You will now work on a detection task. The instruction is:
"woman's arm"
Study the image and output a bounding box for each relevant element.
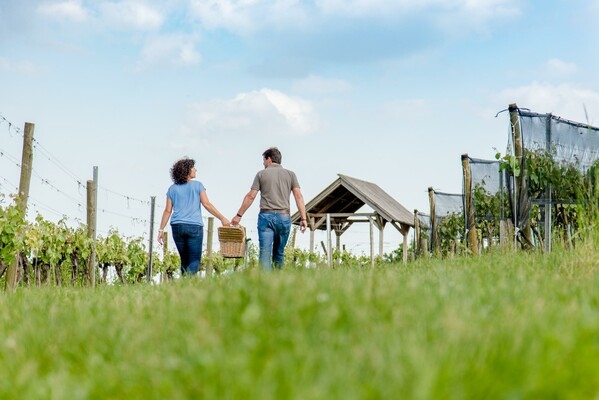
[200,191,231,226]
[157,197,173,245]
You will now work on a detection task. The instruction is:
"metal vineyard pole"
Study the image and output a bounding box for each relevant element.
[544,114,552,253]
[86,178,97,287]
[161,231,168,283]
[93,166,98,229]
[147,196,155,283]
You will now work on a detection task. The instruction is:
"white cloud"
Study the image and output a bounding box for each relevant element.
[315,0,515,17]
[99,1,164,31]
[38,1,164,30]
[180,89,319,144]
[0,58,42,75]
[315,0,411,17]
[462,0,520,18]
[188,0,520,34]
[497,82,599,125]
[434,0,520,34]
[262,89,317,133]
[38,0,89,22]
[293,75,352,94]
[188,0,255,32]
[138,35,201,67]
[188,0,309,34]
[544,58,578,78]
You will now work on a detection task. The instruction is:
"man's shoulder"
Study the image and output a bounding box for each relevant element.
[261,165,296,176]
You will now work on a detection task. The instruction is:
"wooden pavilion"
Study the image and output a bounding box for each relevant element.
[291,174,414,265]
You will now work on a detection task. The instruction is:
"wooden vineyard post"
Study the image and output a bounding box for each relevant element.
[377,215,384,259]
[206,217,214,275]
[413,209,420,258]
[326,213,332,268]
[86,179,97,287]
[6,122,34,291]
[309,217,315,254]
[462,154,478,254]
[369,216,375,268]
[509,103,533,249]
[401,224,409,264]
[289,226,297,249]
[428,187,439,256]
[320,241,327,255]
[15,123,34,211]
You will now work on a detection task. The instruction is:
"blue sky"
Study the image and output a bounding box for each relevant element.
[2,0,599,254]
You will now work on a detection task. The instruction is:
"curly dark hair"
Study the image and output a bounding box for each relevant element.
[170,158,195,184]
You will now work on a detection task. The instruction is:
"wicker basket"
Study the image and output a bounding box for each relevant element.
[218,226,246,258]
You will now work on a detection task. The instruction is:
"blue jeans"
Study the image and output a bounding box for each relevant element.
[258,212,291,271]
[171,223,204,275]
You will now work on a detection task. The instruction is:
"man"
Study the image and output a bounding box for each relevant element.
[232,147,308,270]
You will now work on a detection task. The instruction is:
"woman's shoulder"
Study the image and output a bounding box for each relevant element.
[191,180,205,190]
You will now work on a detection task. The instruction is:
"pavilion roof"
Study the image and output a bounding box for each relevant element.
[291,174,413,230]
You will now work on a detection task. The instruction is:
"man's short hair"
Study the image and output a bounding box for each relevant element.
[263,147,282,164]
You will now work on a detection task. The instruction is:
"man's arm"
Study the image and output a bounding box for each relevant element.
[292,187,308,233]
[231,189,258,226]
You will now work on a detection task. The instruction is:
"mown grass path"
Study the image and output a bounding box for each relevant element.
[1,243,598,399]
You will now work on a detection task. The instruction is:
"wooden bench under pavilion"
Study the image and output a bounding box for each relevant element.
[291,174,414,266]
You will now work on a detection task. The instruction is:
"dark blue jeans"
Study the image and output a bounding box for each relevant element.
[171,223,204,275]
[258,212,291,271]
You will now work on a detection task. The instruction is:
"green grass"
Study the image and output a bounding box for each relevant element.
[1,242,599,399]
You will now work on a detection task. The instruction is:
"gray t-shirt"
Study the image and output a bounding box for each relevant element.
[251,163,300,210]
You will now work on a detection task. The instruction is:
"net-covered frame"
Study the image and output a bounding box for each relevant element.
[468,157,510,222]
[433,191,464,218]
[429,190,464,253]
[517,111,599,172]
[506,107,599,250]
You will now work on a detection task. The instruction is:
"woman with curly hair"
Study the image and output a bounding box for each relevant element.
[157,157,230,275]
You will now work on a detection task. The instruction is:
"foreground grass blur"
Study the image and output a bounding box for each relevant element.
[1,239,598,399]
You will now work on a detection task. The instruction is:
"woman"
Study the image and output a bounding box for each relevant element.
[157,158,230,275]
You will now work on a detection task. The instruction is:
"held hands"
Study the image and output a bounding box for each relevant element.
[220,218,231,227]
[229,214,307,230]
[231,214,242,226]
